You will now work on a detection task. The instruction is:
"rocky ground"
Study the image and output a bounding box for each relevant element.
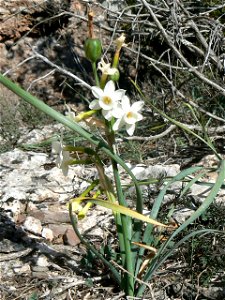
[1,1,225,299]
[1,124,225,299]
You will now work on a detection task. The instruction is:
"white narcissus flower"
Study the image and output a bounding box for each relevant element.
[90,80,125,121]
[113,95,144,136]
[52,138,71,176]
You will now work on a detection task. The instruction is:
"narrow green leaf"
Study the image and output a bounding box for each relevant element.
[151,166,204,220]
[137,160,225,297]
[135,166,203,277]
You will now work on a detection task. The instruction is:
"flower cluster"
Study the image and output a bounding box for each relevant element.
[89,80,144,136]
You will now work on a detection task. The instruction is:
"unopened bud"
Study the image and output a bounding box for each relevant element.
[109,69,120,81]
[85,38,102,63]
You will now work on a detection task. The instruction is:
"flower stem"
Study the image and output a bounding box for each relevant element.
[106,123,134,296]
[100,73,108,89]
[92,62,100,86]
[112,50,120,68]
[113,159,135,296]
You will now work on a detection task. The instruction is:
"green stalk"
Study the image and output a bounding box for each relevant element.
[100,73,108,89]
[112,154,134,296]
[106,124,134,296]
[120,213,134,295]
[91,62,100,86]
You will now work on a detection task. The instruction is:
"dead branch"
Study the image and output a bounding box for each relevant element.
[141,0,225,96]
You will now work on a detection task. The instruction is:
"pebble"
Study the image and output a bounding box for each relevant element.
[42,227,54,241]
[23,216,42,235]
[36,255,49,267]
[63,228,80,246]
[13,263,31,274]
[31,266,49,272]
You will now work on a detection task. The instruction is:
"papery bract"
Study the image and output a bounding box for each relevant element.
[65,104,76,122]
[52,138,71,176]
[115,33,127,50]
[98,59,118,76]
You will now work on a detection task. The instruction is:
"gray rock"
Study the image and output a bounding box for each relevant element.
[0,239,25,253]
[173,208,195,224]
[41,227,54,241]
[13,263,31,274]
[23,216,42,235]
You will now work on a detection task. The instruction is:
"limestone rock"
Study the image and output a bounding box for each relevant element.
[23,216,42,235]
[36,255,50,267]
[41,227,54,242]
[0,238,25,253]
[13,263,31,274]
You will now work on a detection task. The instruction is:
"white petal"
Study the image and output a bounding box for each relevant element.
[107,67,117,75]
[104,80,115,94]
[102,109,113,120]
[61,164,69,176]
[63,151,70,161]
[111,106,124,118]
[113,118,123,131]
[137,113,143,121]
[92,86,104,98]
[126,124,135,136]
[98,59,110,73]
[131,101,144,111]
[56,151,63,167]
[121,95,130,111]
[66,111,76,121]
[89,99,101,110]
[52,141,61,154]
[112,89,126,101]
[99,98,114,110]
[124,112,138,124]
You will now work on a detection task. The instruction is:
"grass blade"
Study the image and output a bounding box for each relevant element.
[137,160,225,297]
[134,166,203,277]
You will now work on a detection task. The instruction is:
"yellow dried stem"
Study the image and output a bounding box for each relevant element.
[88,10,94,38]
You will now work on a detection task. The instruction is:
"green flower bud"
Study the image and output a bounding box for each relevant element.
[85,38,102,63]
[109,69,120,81]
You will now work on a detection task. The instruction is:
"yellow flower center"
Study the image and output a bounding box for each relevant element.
[103,96,112,105]
[126,111,133,118]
